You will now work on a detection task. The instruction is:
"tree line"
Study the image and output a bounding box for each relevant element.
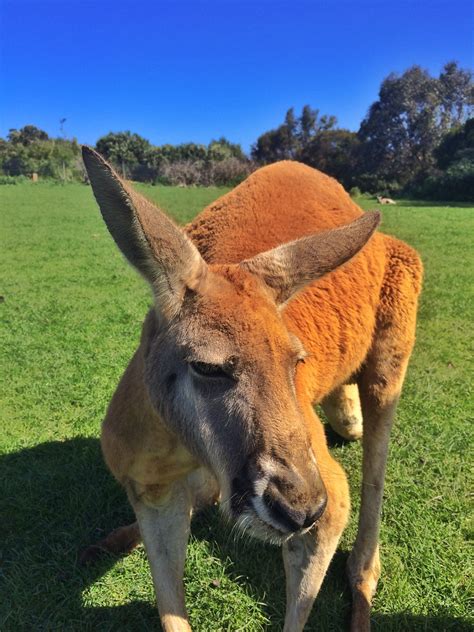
[1,62,472,199]
[0,129,252,187]
[251,62,473,200]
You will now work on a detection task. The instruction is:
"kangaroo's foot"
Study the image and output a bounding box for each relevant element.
[79,521,141,565]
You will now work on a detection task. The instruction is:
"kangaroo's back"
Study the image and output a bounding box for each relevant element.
[186,161,390,400]
[185,161,364,263]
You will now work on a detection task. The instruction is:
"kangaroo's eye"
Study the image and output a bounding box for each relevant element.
[189,361,229,379]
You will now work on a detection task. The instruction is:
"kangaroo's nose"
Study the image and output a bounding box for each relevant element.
[302,495,327,528]
[263,488,327,533]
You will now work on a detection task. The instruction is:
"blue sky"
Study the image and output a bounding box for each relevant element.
[0,0,472,151]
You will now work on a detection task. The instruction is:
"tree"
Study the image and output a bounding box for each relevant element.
[357,62,473,191]
[0,126,81,179]
[299,105,317,146]
[251,127,290,163]
[438,62,474,130]
[299,129,360,189]
[251,106,337,163]
[0,125,247,185]
[0,142,34,175]
[435,118,474,169]
[8,125,49,145]
[207,137,246,161]
[299,105,337,146]
[95,131,152,179]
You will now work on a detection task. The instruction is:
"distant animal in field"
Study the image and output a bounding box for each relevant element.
[376,195,396,205]
[81,147,422,632]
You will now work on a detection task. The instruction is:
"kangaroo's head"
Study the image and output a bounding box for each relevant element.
[83,147,379,544]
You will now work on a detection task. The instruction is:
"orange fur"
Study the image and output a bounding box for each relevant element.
[84,155,422,631]
[186,161,421,402]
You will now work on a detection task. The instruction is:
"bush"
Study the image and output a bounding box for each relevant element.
[407,159,474,201]
[1,126,252,186]
[349,186,361,198]
[158,158,254,187]
[0,175,28,185]
[159,161,203,186]
[204,158,254,186]
[0,131,82,182]
[356,173,402,196]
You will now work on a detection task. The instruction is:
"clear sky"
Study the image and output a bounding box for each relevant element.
[0,0,472,151]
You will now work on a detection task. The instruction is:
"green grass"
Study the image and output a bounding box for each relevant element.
[1,181,472,631]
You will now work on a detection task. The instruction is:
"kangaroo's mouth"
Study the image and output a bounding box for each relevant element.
[220,489,291,545]
[225,466,323,545]
[234,505,295,545]
[226,495,316,546]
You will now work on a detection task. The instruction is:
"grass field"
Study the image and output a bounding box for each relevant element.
[1,181,472,631]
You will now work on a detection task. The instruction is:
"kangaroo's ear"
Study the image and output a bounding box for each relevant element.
[240,212,380,305]
[82,146,207,320]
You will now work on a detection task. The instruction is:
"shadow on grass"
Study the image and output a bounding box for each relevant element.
[1,438,470,631]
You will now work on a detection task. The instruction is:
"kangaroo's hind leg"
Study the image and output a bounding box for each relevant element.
[348,242,422,631]
[80,522,142,565]
[322,382,363,440]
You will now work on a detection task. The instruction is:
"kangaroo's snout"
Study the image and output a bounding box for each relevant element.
[257,458,328,534]
[262,483,328,533]
[232,452,328,539]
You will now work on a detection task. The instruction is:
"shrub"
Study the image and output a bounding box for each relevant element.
[349,186,361,198]
[407,159,474,201]
[158,158,254,187]
[0,175,28,185]
[160,161,203,186]
[204,158,254,186]
[356,173,402,196]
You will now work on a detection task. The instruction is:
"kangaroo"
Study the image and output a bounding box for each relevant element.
[81,147,422,632]
[376,195,396,205]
